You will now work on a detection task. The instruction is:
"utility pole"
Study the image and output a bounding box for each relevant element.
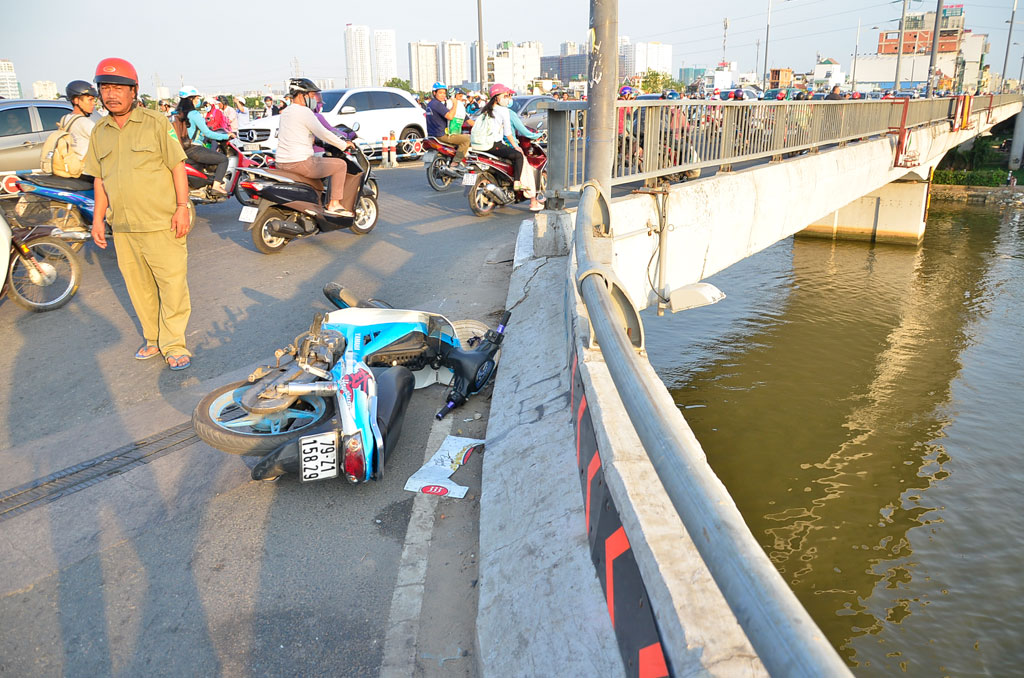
[477,0,487,93]
[755,38,761,87]
[852,19,861,93]
[763,0,772,90]
[723,18,729,65]
[1003,0,1018,92]
[894,0,909,91]
[926,0,944,96]
[586,0,618,196]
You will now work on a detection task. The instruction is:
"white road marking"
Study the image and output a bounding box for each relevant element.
[379,416,453,678]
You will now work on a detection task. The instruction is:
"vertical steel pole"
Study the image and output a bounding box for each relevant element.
[585,0,618,196]
[895,0,909,91]
[926,0,944,97]
[763,0,772,90]
[852,18,861,93]
[477,0,487,93]
[1003,0,1018,92]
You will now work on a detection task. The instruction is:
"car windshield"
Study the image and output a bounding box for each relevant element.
[510,96,531,113]
[321,89,347,112]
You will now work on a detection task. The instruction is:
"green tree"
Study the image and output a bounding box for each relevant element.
[384,77,415,94]
[640,69,671,94]
[245,96,263,110]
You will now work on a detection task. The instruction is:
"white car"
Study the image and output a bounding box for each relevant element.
[237,87,427,159]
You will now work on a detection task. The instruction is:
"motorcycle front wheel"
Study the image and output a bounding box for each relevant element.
[426,156,454,191]
[350,195,378,235]
[193,380,334,455]
[366,177,379,200]
[7,237,81,312]
[468,173,498,217]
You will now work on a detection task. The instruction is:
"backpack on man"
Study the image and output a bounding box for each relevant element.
[39,114,84,178]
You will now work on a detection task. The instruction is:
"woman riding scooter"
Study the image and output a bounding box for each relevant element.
[470,84,541,211]
[176,86,231,195]
[276,78,360,218]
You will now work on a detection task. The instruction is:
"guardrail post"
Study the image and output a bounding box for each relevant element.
[546,106,570,210]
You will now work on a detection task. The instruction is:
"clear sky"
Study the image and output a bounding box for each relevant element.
[2,0,1020,94]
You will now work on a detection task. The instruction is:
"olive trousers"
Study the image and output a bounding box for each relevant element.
[113,229,192,358]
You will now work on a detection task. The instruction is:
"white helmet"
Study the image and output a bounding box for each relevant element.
[178,85,200,98]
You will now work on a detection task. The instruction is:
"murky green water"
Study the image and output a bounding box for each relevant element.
[644,204,1024,676]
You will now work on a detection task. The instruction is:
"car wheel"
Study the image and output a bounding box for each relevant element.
[399,127,424,160]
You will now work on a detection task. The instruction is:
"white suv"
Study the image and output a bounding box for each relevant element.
[238,87,426,159]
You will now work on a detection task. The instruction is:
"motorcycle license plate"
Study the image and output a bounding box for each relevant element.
[238,205,258,223]
[461,173,477,186]
[422,151,436,165]
[299,432,339,482]
[243,143,262,152]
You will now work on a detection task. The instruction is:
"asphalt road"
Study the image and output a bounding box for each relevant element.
[0,163,526,678]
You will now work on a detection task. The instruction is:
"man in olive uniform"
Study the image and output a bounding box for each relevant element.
[84,57,193,370]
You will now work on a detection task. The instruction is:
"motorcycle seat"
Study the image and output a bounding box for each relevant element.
[22,174,94,192]
[260,168,324,193]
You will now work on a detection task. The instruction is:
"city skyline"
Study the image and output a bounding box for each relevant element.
[3,0,1021,95]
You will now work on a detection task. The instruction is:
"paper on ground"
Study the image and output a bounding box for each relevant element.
[404,435,483,498]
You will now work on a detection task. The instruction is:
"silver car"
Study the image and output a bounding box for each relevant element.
[0,99,74,174]
[510,95,557,131]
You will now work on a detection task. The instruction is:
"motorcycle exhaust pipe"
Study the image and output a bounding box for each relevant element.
[482,183,509,204]
[49,228,90,242]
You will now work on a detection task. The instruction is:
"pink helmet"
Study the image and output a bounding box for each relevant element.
[489,83,513,98]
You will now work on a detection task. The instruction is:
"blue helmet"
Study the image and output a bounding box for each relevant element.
[432,81,447,92]
[662,89,680,100]
[179,85,200,98]
[619,85,634,98]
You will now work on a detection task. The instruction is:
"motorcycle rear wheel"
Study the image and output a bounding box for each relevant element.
[251,206,291,254]
[426,156,454,191]
[7,237,81,312]
[234,177,258,207]
[193,380,335,455]
[468,173,497,217]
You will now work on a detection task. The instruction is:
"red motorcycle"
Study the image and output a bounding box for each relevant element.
[185,137,271,207]
[422,137,464,192]
[462,134,547,217]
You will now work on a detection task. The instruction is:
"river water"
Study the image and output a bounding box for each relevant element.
[644,203,1024,676]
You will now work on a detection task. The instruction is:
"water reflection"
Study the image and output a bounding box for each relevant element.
[645,206,1024,675]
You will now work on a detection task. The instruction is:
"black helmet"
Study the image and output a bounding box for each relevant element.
[66,80,98,101]
[288,77,321,96]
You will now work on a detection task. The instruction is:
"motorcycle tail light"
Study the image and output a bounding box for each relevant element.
[343,434,365,483]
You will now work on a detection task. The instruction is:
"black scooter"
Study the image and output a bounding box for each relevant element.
[237,142,378,254]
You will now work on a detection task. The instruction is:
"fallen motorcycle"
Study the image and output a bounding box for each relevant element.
[1,203,84,311]
[192,283,509,483]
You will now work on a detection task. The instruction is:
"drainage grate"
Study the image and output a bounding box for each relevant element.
[0,422,198,523]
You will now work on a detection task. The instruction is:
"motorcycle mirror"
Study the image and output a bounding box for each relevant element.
[350,122,360,132]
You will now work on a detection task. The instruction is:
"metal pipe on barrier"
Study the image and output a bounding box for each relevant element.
[573,182,853,678]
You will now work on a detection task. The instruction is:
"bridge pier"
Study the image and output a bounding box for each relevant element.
[1010,112,1024,170]
[799,179,930,244]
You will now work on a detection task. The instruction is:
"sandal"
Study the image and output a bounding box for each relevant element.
[134,344,160,360]
[166,355,191,371]
[325,207,354,218]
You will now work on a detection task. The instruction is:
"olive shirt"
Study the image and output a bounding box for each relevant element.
[83,107,187,233]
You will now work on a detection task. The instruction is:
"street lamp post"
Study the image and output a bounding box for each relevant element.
[477,0,486,93]
[763,0,772,90]
[894,0,910,91]
[925,0,943,97]
[852,19,862,93]
[1004,0,1019,92]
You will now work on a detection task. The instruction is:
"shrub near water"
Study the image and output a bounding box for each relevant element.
[932,169,1008,186]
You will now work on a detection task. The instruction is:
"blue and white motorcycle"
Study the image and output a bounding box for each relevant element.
[192,283,509,483]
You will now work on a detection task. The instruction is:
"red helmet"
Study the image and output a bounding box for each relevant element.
[95,57,138,87]
[489,83,513,98]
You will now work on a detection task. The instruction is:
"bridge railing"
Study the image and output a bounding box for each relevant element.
[542,94,1021,196]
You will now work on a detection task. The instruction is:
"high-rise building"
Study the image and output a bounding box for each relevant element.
[409,41,440,93]
[441,40,468,87]
[561,41,581,56]
[32,80,58,99]
[622,41,673,77]
[470,41,489,85]
[374,29,398,86]
[0,59,20,99]
[487,41,542,93]
[345,24,372,88]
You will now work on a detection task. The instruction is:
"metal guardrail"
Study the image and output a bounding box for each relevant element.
[543,94,1022,194]
[573,182,854,677]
